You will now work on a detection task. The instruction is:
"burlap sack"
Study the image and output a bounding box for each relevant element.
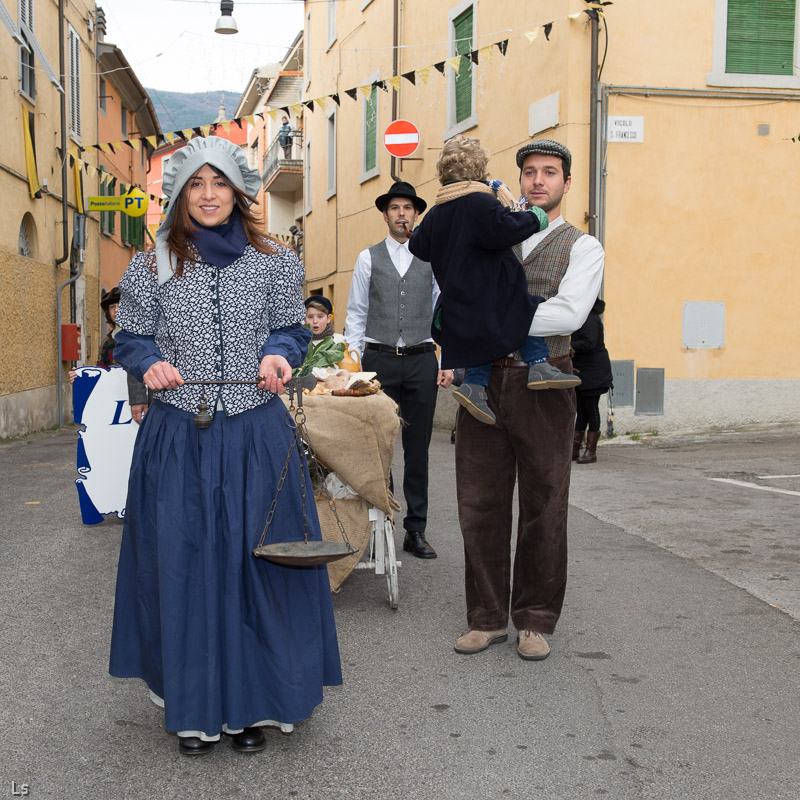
[315,496,373,592]
[286,391,401,515]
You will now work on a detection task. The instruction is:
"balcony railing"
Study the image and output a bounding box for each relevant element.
[262,129,303,187]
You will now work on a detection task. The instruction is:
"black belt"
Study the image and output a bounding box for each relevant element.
[365,342,436,356]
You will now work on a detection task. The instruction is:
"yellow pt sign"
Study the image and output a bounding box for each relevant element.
[87,188,149,217]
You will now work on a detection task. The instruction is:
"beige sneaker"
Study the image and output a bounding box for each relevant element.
[454,628,508,654]
[517,630,550,660]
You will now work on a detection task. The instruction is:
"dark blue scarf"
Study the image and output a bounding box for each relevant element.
[191,207,249,267]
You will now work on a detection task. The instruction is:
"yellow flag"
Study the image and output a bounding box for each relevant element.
[72,156,84,214]
[100,142,112,154]
[525,29,540,43]
[111,141,123,151]
[314,97,326,110]
[359,85,374,101]
[417,67,430,84]
[200,125,212,137]
[128,138,140,151]
[221,120,232,133]
[146,135,158,148]
[387,76,402,92]
[291,103,304,116]
[480,45,494,64]
[446,56,462,74]
[164,132,175,144]
[22,109,41,199]
[267,110,278,121]
[182,129,194,140]
[245,115,256,126]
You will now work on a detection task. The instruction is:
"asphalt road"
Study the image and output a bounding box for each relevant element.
[0,423,797,799]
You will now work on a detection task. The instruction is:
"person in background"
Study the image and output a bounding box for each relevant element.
[305,295,345,346]
[344,181,454,559]
[109,136,341,756]
[571,297,613,464]
[278,116,293,159]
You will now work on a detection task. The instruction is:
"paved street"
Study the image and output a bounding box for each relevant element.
[1,422,798,799]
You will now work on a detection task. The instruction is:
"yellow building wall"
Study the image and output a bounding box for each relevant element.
[303,0,800,390]
[0,2,101,433]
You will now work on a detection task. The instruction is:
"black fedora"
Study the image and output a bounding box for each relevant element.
[375,181,427,214]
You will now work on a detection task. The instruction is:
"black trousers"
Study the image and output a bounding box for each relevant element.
[575,392,602,433]
[362,348,439,533]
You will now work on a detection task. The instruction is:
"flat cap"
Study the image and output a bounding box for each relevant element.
[515,139,572,171]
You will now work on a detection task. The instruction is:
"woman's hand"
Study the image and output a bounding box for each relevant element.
[143,361,184,391]
[130,404,148,424]
[258,354,292,395]
[68,369,78,385]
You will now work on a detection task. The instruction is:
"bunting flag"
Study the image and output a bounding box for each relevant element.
[304,100,314,111]
[314,97,326,110]
[417,66,431,83]
[402,70,416,85]
[22,108,41,199]
[146,135,158,148]
[345,88,358,101]
[331,93,340,105]
[164,132,175,145]
[434,61,446,75]
[480,44,494,63]
[267,110,278,120]
[99,142,113,154]
[358,85,374,101]
[387,76,402,92]
[292,103,304,116]
[182,128,194,140]
[497,39,508,56]
[445,56,461,74]
[128,138,140,151]
[221,119,233,133]
[201,125,212,137]
[544,23,553,40]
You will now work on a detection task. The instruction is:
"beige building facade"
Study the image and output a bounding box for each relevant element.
[301,0,800,432]
[0,0,101,437]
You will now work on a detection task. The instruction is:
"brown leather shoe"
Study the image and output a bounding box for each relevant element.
[454,628,508,654]
[572,430,585,461]
[577,431,600,464]
[517,630,550,660]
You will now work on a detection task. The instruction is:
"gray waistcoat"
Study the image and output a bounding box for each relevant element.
[513,223,585,358]
[365,241,433,346]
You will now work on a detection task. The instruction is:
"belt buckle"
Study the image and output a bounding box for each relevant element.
[396,345,404,356]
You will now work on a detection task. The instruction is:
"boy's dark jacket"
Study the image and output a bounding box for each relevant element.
[409,191,543,369]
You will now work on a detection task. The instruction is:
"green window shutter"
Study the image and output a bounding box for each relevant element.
[109,179,115,235]
[365,86,377,172]
[454,7,473,122]
[726,0,796,75]
[99,172,106,233]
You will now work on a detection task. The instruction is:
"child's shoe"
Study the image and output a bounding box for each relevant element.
[527,361,581,390]
[453,383,496,425]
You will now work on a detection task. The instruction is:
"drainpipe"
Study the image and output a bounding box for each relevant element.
[55,0,72,427]
[390,0,400,181]
[587,13,599,240]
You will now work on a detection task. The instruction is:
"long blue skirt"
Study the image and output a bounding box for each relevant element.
[109,398,342,736]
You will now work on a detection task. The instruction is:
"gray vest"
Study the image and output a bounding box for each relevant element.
[365,241,433,346]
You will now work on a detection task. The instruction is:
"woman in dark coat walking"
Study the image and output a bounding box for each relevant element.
[571,298,613,463]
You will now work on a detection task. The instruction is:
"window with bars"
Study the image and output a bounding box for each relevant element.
[726,0,796,75]
[67,25,82,140]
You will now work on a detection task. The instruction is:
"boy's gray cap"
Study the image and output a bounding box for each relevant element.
[515,139,572,171]
[155,137,261,284]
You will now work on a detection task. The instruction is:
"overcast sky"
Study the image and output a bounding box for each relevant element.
[98,0,304,95]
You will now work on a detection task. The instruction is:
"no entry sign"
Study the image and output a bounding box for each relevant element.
[383,120,420,158]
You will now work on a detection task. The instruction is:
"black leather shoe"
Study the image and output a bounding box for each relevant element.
[178,736,215,756]
[228,727,266,753]
[403,530,437,559]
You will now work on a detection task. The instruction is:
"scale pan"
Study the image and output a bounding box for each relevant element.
[253,541,358,566]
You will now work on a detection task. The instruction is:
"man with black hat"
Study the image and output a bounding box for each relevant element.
[345,181,453,559]
[453,140,604,660]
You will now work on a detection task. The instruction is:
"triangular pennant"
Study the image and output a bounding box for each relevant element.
[99,142,113,154]
[304,100,314,111]
[146,135,157,148]
[221,120,232,133]
[245,115,255,126]
[445,56,461,74]
[292,103,304,115]
[201,124,212,137]
[497,39,509,55]
[110,142,121,153]
[192,127,202,137]
[331,93,340,105]
[87,164,96,177]
[68,146,79,159]
[345,88,358,100]
[480,45,494,64]
[182,129,195,140]
[314,97,326,110]
[376,80,387,91]
[233,118,242,129]
[544,22,553,40]
[130,138,141,151]
[417,67,431,84]
[267,110,278,120]
[469,49,479,65]
[255,112,264,120]
[164,132,175,144]
[387,76,402,92]
[402,70,416,85]
[434,61,446,74]
[359,85,374,101]
[525,28,539,43]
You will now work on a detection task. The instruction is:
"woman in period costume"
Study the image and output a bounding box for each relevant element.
[109,136,341,756]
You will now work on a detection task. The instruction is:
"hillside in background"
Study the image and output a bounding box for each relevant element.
[146,88,242,133]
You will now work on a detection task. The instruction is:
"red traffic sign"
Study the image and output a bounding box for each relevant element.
[383,120,420,158]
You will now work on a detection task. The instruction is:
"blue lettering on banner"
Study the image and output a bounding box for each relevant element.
[110,399,133,426]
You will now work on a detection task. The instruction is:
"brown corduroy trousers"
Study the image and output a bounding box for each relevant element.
[454,357,576,635]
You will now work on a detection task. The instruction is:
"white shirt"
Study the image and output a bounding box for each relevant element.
[520,216,605,337]
[344,235,441,352]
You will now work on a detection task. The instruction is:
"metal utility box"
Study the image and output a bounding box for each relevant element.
[61,324,81,361]
[635,368,664,415]
[609,360,635,407]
